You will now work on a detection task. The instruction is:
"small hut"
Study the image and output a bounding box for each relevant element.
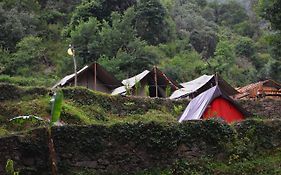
[112,67,180,98]
[178,86,250,124]
[52,63,122,94]
[235,79,281,99]
[170,74,238,100]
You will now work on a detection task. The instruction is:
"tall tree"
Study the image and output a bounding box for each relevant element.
[64,0,136,36]
[258,0,281,59]
[134,0,172,45]
[70,8,136,63]
[259,0,281,30]
[4,36,48,76]
[0,1,40,50]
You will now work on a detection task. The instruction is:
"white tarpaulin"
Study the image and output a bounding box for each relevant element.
[111,86,126,95]
[169,88,190,100]
[112,70,150,95]
[52,65,89,89]
[178,86,221,122]
[121,70,150,88]
[170,75,214,99]
[180,75,214,88]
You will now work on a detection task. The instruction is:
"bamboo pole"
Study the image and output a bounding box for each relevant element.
[94,61,97,91]
[73,54,77,87]
[154,66,158,97]
[215,72,218,86]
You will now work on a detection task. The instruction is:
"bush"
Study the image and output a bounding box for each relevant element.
[235,37,256,58]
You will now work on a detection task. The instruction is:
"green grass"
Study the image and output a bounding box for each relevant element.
[62,101,177,126]
[0,96,50,119]
[62,103,99,125]
[0,87,179,134]
[0,75,57,87]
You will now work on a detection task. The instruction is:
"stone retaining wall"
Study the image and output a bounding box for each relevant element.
[1,120,281,174]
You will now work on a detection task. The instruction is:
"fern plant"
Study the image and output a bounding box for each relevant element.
[6,159,19,175]
[144,84,150,97]
[165,86,171,97]
[134,79,141,96]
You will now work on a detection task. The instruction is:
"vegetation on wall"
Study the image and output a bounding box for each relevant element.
[2,119,281,174]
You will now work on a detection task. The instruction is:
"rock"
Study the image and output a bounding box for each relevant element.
[98,159,110,166]
[23,157,35,166]
[178,144,189,152]
[74,161,98,168]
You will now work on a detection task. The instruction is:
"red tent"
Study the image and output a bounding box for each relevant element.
[203,97,244,123]
[179,86,250,123]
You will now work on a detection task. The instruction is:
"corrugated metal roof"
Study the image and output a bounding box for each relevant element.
[237,79,281,93]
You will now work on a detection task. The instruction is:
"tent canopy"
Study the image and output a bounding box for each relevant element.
[178,85,250,123]
[52,62,121,90]
[112,67,180,97]
[170,74,238,100]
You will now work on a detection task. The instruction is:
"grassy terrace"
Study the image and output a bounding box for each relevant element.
[1,83,281,174]
[0,83,186,135]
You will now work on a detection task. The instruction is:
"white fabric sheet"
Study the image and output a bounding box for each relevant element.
[178,86,221,122]
[170,75,214,99]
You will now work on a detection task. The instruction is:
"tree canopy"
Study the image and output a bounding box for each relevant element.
[0,0,280,85]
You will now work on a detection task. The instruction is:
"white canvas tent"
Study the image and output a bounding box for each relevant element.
[179,86,221,122]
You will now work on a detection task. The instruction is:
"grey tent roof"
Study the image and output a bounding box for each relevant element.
[111,68,180,96]
[180,75,214,88]
[178,85,249,123]
[170,74,238,100]
[52,65,89,89]
[111,86,127,95]
[122,70,150,88]
[170,75,213,99]
[111,70,150,95]
[52,63,121,90]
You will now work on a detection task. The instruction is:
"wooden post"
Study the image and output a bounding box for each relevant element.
[154,66,158,97]
[215,72,218,86]
[72,50,77,87]
[94,61,97,91]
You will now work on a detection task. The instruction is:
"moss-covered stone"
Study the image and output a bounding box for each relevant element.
[1,120,281,174]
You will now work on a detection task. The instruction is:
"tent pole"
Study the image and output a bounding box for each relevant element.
[72,48,77,87]
[94,61,97,91]
[154,66,158,97]
[215,72,218,86]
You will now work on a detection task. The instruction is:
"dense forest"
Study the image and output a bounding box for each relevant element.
[0,0,280,87]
